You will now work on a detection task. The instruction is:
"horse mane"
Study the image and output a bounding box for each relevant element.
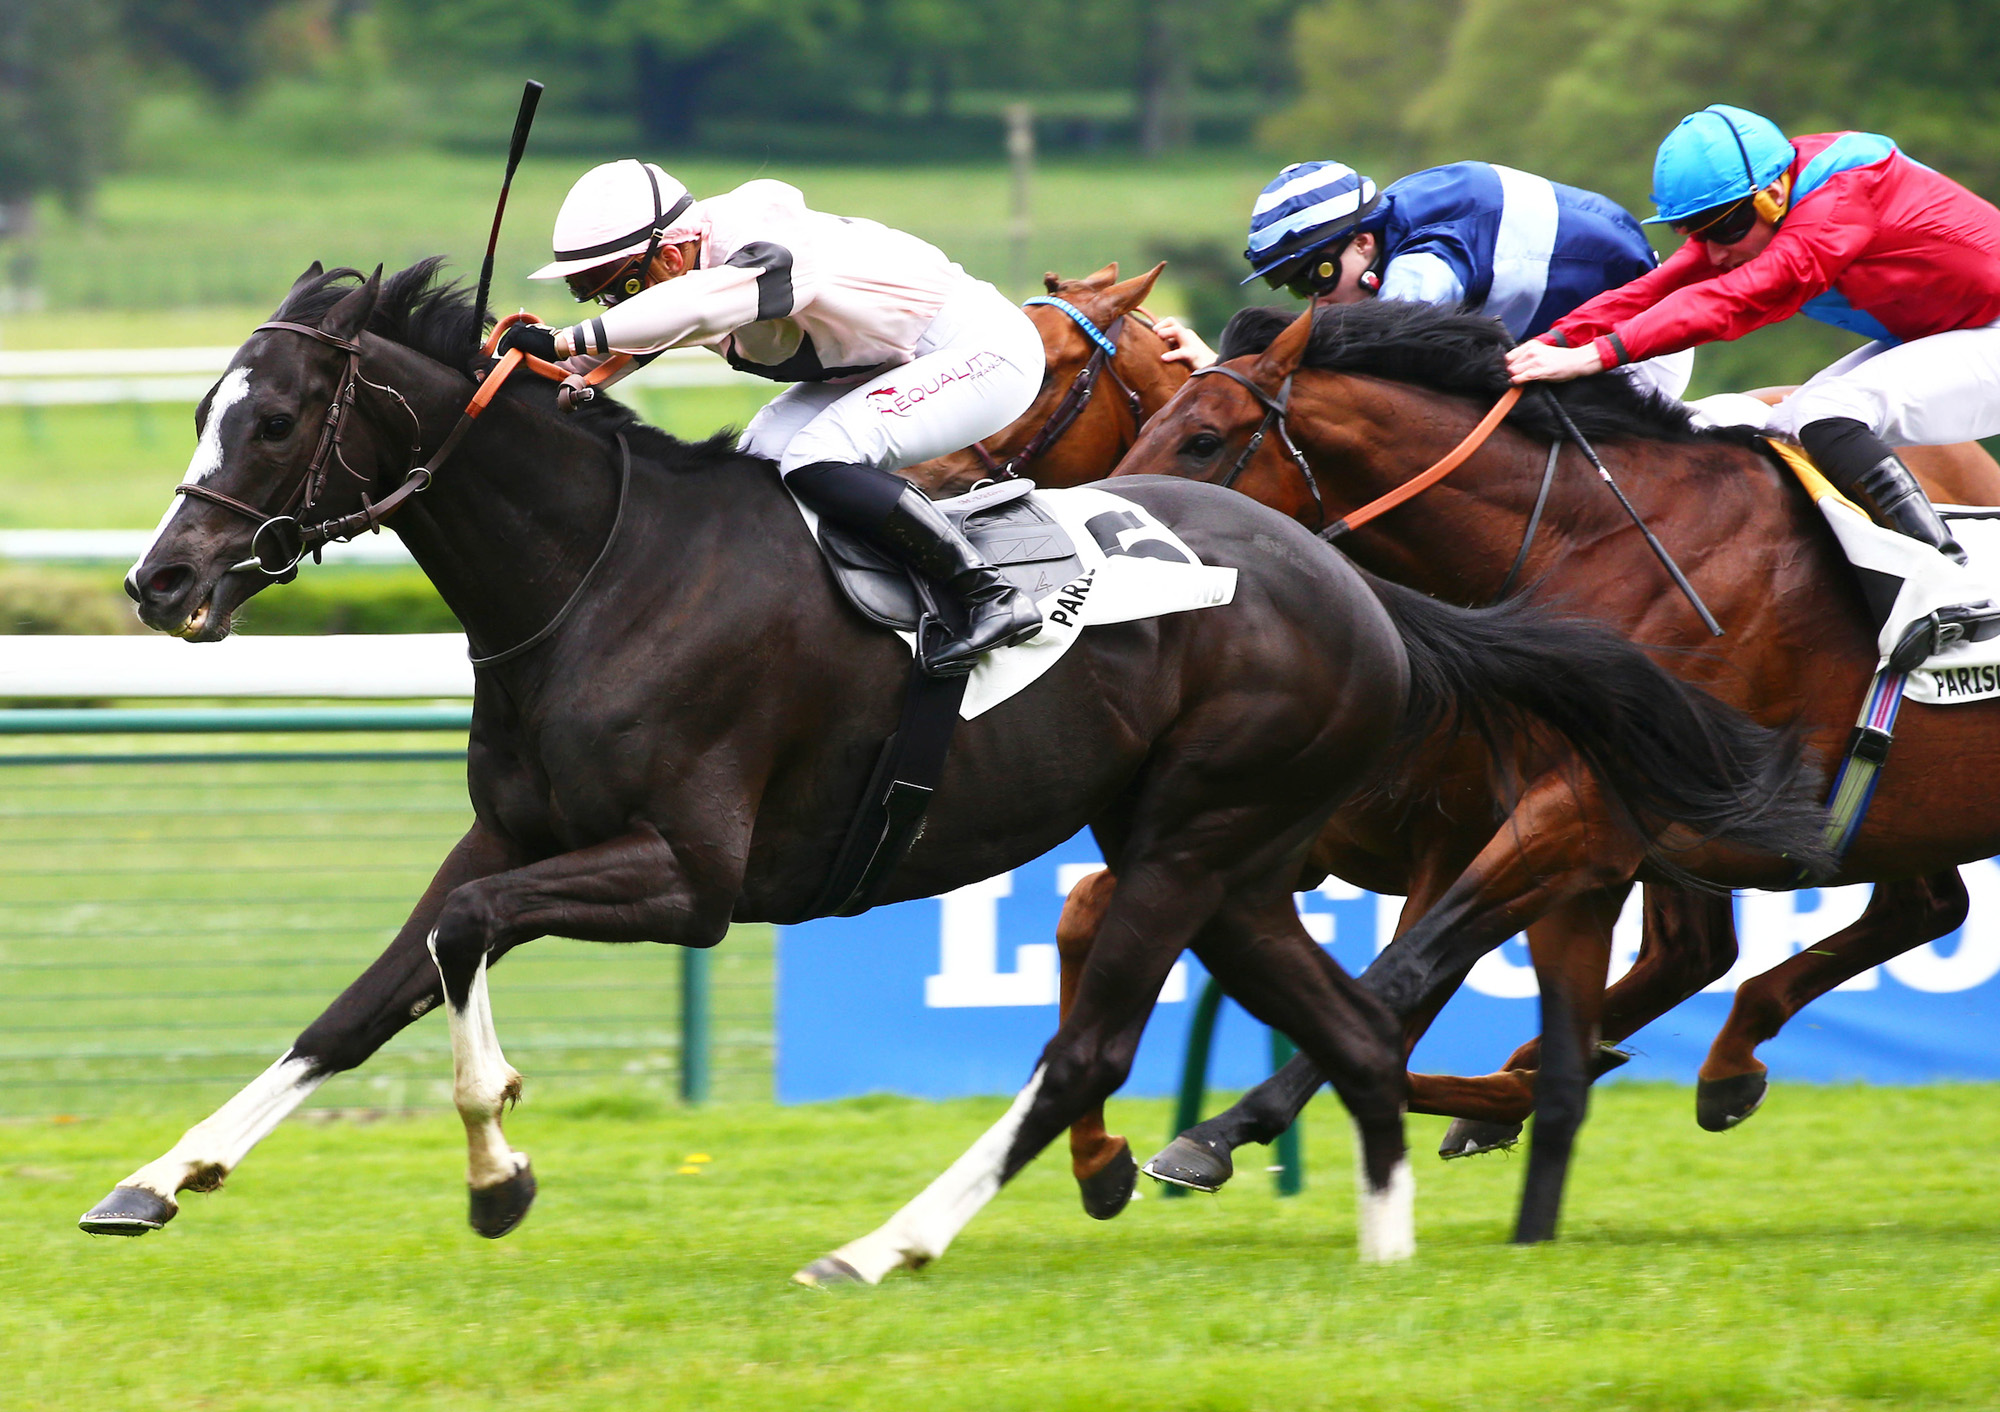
[1217,301,1754,448]
[268,258,744,472]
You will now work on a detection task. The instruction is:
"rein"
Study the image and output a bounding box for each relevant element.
[1319,385,1523,540]
[971,295,1144,479]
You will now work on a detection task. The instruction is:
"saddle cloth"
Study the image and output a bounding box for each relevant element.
[1769,439,2000,704]
[793,479,1238,720]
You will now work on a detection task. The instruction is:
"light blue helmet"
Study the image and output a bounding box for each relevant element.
[1646,105,1793,225]
[1242,160,1383,286]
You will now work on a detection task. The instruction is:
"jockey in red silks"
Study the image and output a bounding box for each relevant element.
[1508,104,2000,564]
[501,160,1044,672]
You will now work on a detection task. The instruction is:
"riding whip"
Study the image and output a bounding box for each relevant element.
[1537,386,1724,637]
[470,80,545,360]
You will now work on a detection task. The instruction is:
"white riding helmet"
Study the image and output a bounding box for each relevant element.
[528,160,698,282]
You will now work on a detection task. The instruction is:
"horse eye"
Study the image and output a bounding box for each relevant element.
[260,415,295,441]
[1182,432,1223,458]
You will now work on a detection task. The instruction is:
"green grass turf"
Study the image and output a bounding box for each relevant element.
[5,1084,2000,1410]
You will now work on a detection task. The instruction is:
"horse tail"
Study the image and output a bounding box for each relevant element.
[1365,571,1831,881]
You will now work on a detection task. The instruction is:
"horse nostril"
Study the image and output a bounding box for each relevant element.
[143,564,194,603]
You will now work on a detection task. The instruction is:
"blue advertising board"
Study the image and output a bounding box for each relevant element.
[776,831,2000,1102]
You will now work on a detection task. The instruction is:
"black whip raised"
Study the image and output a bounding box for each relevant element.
[1538,386,1724,637]
[470,80,545,360]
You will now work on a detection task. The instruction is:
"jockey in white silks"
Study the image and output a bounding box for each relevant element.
[505,160,1044,673]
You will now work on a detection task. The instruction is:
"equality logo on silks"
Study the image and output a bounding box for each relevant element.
[867,351,1006,417]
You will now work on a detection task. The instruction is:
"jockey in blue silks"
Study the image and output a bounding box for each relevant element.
[1158,159,1694,402]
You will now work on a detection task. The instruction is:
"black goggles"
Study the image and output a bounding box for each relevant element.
[565,255,649,306]
[1672,196,1759,246]
[1278,238,1355,301]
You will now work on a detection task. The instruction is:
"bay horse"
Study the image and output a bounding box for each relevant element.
[1113,300,2000,1222]
[77,261,1816,1282]
[947,274,1786,1237]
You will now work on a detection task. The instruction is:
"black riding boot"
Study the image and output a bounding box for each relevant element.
[1801,416,1967,564]
[787,460,1042,673]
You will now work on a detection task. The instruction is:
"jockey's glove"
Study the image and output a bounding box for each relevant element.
[497,323,560,362]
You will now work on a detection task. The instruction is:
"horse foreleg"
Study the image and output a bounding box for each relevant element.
[1697,869,1967,1131]
[78,823,522,1237]
[1054,868,1137,1219]
[424,824,737,1238]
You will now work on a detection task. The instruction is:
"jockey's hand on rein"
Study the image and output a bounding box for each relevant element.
[497,323,560,362]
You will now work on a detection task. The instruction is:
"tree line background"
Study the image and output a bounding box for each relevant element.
[12,0,2000,216]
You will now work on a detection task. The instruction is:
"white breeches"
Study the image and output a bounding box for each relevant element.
[1759,318,2000,445]
[1622,347,1694,403]
[738,281,1043,475]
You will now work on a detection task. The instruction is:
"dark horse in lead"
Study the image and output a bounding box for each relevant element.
[84,262,1819,1280]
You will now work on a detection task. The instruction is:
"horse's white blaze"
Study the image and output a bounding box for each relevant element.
[119,1051,324,1202]
[802,1065,1046,1285]
[1355,1139,1416,1264]
[429,929,526,1189]
[129,366,256,589]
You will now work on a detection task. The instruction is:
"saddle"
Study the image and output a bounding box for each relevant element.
[816,478,1083,634]
[805,479,1080,922]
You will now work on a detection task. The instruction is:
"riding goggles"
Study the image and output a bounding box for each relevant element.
[1671,195,1759,246]
[566,254,650,306]
[1279,238,1354,301]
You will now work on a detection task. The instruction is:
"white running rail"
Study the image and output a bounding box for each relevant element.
[0,633,473,698]
[0,345,764,405]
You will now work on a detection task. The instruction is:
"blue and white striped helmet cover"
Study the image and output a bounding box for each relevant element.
[1243,161,1381,280]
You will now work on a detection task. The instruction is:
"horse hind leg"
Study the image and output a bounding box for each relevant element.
[797,857,1213,1286]
[1056,868,1138,1220]
[1188,892,1413,1262]
[1698,870,1966,1131]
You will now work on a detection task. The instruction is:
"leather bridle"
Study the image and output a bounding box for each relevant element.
[176,320,428,576]
[1185,363,1325,527]
[972,295,1145,480]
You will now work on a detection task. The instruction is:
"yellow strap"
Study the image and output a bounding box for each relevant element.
[1763,436,1868,516]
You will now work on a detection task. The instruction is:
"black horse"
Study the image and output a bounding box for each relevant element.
[83,261,1820,1281]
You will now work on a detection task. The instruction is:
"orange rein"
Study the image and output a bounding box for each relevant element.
[481,311,633,405]
[1321,384,1522,540]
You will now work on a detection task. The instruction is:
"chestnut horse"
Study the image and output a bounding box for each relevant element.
[1112,301,2000,1230]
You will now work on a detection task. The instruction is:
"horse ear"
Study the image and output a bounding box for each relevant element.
[1250,308,1315,388]
[1104,261,1167,317]
[1076,262,1118,290]
[290,260,325,291]
[1043,271,1063,294]
[320,264,383,343]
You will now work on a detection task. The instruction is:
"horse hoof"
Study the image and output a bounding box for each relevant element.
[78,1185,177,1236]
[1438,1118,1520,1160]
[1077,1140,1138,1220]
[1142,1134,1233,1192]
[468,1162,536,1238]
[1696,1071,1767,1132]
[792,1255,867,1288]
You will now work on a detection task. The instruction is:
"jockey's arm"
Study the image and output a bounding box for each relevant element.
[1546,240,1709,349]
[554,261,784,359]
[1576,193,1875,370]
[1377,248,1466,307]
